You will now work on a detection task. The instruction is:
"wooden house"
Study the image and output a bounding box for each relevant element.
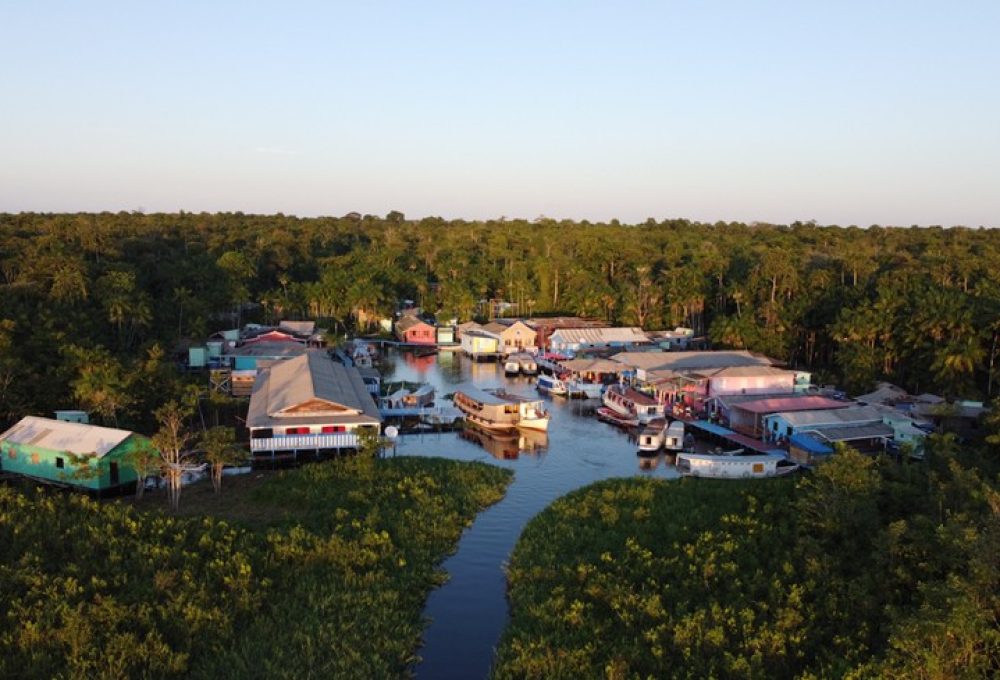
[0,416,149,492]
[247,351,382,459]
[395,316,436,345]
[461,329,502,359]
[481,320,537,354]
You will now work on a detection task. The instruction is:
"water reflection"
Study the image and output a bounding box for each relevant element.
[381,349,679,680]
[459,425,549,460]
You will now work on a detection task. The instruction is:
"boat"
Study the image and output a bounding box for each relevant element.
[516,354,538,375]
[566,378,603,399]
[536,374,568,396]
[596,406,639,428]
[453,388,550,432]
[504,359,521,376]
[675,452,799,479]
[637,425,664,453]
[402,384,435,408]
[420,405,464,426]
[663,420,685,451]
[602,385,665,424]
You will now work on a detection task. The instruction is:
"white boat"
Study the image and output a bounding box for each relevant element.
[602,385,665,424]
[504,360,521,376]
[454,388,550,432]
[637,425,664,453]
[675,452,799,479]
[536,374,568,396]
[663,420,685,451]
[420,405,464,426]
[517,355,538,375]
[566,378,603,399]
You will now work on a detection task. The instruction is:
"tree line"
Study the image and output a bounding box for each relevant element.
[2,212,999,432]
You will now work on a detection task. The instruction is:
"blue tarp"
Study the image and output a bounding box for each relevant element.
[689,420,736,437]
[789,433,833,455]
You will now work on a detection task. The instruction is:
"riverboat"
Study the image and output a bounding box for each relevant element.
[637,425,664,453]
[597,406,640,428]
[601,385,665,423]
[536,374,569,396]
[453,388,550,432]
[516,354,538,375]
[663,420,685,451]
[675,451,799,478]
[567,378,603,399]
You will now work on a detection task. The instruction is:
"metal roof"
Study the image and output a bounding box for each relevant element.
[0,416,135,458]
[789,433,834,454]
[396,316,434,333]
[611,350,775,371]
[558,358,626,374]
[279,320,316,335]
[551,327,651,345]
[246,352,381,429]
[455,387,542,406]
[734,396,849,415]
[808,422,894,442]
[773,405,882,427]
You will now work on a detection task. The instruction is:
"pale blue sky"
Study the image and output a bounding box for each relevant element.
[1,1,998,226]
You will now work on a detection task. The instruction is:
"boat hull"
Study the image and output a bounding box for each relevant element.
[504,361,521,375]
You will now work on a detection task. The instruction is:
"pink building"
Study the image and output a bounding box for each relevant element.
[396,316,436,345]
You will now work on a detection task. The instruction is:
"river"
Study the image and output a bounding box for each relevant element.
[379,349,680,679]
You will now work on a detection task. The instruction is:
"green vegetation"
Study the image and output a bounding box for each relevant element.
[0,455,512,679]
[2,213,1000,433]
[494,440,1000,679]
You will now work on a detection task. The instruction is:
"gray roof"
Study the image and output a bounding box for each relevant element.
[809,422,895,442]
[775,406,883,428]
[247,352,381,429]
[0,416,135,458]
[279,320,316,335]
[396,316,433,333]
[613,350,776,372]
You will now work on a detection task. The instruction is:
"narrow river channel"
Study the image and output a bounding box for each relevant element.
[380,350,680,679]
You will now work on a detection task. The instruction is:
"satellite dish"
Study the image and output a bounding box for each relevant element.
[385,426,399,440]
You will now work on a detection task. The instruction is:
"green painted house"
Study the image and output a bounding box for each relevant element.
[0,416,150,492]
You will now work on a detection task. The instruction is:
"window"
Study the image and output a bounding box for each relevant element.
[31,453,40,465]
[56,457,64,469]
[321,426,346,433]
[6,449,15,460]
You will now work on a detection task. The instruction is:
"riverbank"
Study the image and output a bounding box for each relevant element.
[0,456,512,679]
[493,447,1000,679]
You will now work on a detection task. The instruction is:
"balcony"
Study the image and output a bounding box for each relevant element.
[250,433,360,453]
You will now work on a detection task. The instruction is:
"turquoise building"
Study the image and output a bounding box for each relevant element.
[0,416,149,492]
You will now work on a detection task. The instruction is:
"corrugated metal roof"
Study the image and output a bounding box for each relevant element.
[558,358,626,374]
[225,342,310,358]
[611,350,775,371]
[776,405,883,426]
[551,327,650,345]
[735,396,849,415]
[247,352,381,429]
[789,433,834,454]
[279,320,316,335]
[809,422,894,442]
[0,416,134,458]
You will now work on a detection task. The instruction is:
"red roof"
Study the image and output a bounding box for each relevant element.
[733,396,849,415]
[623,387,659,406]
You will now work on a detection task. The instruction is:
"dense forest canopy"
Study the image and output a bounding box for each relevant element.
[2,212,999,431]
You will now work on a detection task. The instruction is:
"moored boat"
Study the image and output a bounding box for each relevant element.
[454,388,550,432]
[597,406,639,428]
[504,359,521,375]
[566,378,604,399]
[602,385,665,423]
[516,354,538,375]
[663,420,685,451]
[637,425,664,453]
[536,374,569,396]
[675,451,799,478]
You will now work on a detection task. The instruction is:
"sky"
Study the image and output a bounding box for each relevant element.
[1,1,998,226]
